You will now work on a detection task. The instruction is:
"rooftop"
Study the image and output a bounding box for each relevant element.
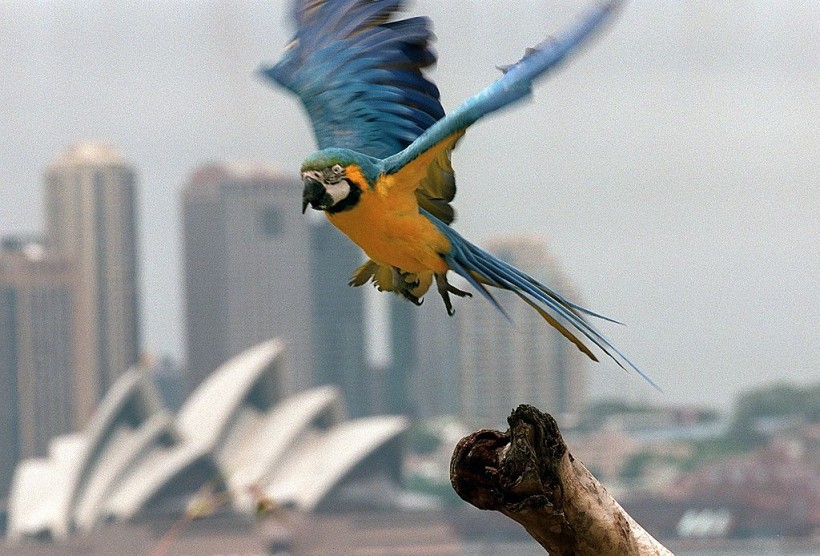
[187,161,292,188]
[49,142,127,168]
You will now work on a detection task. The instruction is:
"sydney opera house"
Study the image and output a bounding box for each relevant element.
[4,339,423,552]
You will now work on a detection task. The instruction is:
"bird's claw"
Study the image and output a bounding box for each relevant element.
[405,293,424,306]
[391,267,424,306]
[435,273,471,316]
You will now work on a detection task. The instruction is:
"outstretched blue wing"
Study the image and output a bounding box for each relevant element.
[261,0,444,160]
[384,0,622,175]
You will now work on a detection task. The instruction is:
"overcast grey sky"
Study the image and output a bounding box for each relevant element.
[0,1,817,408]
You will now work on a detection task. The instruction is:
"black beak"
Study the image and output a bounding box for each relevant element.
[302,178,325,213]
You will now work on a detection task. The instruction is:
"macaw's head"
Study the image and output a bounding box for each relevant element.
[300,148,378,214]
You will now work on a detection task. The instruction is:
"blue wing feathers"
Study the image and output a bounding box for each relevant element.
[294,0,403,52]
[384,0,621,174]
[332,0,405,38]
[262,0,444,159]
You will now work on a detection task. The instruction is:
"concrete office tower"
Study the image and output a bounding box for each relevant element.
[0,238,79,499]
[43,143,141,423]
[309,218,368,416]
[457,236,588,428]
[382,295,461,419]
[182,163,366,412]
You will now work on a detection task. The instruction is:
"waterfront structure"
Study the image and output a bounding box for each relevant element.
[7,340,408,541]
[43,142,141,421]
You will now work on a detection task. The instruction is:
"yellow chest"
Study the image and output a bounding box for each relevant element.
[326,184,450,274]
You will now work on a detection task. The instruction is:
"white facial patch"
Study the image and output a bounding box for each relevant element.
[324,180,351,206]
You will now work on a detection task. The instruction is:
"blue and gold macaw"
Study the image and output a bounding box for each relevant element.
[262,0,657,388]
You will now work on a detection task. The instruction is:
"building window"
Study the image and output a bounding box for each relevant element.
[259,206,281,237]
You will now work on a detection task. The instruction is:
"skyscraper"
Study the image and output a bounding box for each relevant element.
[43,142,141,422]
[182,162,366,412]
[381,294,461,419]
[457,236,588,427]
[0,238,79,499]
[309,218,368,416]
[384,298,418,416]
[408,296,461,419]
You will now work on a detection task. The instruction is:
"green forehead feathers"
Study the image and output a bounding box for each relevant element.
[301,148,381,183]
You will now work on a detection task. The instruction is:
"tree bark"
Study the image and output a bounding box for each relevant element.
[450,404,673,555]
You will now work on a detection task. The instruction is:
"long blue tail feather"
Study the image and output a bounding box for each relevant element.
[425,211,661,391]
[475,245,624,325]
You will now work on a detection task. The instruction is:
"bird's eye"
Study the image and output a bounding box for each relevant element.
[331,164,343,175]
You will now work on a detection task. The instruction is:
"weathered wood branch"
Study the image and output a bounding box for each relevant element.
[450,404,673,555]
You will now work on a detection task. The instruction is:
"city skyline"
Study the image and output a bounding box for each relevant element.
[0,1,816,408]
[0,140,597,478]
[0,142,142,501]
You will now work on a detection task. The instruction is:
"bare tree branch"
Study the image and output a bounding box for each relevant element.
[450,404,673,555]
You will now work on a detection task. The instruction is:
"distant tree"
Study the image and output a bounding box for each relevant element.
[404,475,463,506]
[576,399,657,432]
[728,381,820,448]
[694,408,721,423]
[619,452,655,481]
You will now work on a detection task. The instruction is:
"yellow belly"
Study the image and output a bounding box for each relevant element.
[326,188,450,274]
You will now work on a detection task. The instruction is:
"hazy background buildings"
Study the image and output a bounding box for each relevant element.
[0,1,817,551]
[179,162,590,420]
[0,142,142,505]
[0,241,77,498]
[181,162,368,413]
[0,141,593,504]
[458,237,587,425]
[1,1,815,408]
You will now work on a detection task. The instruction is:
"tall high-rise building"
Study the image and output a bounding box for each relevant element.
[309,219,368,416]
[384,298,418,416]
[409,296,461,419]
[457,236,588,428]
[43,143,141,422]
[0,238,79,499]
[182,163,366,413]
[383,295,460,420]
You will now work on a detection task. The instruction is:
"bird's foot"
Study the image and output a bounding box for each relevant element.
[435,273,472,316]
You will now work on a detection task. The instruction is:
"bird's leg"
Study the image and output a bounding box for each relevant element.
[435,273,472,316]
